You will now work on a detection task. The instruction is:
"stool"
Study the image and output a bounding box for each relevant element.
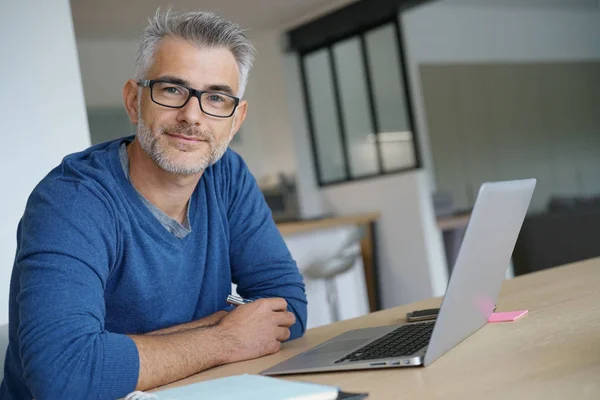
[303,227,365,322]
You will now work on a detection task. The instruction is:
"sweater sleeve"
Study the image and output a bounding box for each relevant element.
[226,155,308,340]
[15,179,139,400]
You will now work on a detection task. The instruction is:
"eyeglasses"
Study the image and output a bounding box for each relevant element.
[137,79,240,118]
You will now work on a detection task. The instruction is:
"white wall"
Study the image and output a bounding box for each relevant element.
[232,31,298,180]
[0,0,91,324]
[321,172,448,307]
[401,1,600,191]
[283,53,328,218]
[77,39,137,108]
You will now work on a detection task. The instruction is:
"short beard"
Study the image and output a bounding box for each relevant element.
[136,119,231,175]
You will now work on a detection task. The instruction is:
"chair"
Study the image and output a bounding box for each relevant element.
[303,227,365,322]
[0,323,8,379]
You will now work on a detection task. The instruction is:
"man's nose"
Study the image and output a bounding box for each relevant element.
[176,95,205,126]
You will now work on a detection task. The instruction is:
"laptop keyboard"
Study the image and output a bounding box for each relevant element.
[334,322,435,363]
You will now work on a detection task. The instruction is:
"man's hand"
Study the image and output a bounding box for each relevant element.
[216,298,296,363]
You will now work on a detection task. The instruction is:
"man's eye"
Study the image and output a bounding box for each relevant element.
[207,94,225,103]
[163,86,182,95]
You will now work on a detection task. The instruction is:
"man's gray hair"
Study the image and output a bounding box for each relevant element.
[134,9,256,98]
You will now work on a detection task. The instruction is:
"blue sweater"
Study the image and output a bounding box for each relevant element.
[0,137,307,400]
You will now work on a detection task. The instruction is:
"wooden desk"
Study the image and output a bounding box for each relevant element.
[277,212,382,312]
[156,258,600,399]
[276,212,380,236]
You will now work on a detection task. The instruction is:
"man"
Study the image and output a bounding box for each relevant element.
[0,9,307,400]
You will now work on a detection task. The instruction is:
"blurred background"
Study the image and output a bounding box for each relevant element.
[1,0,599,329]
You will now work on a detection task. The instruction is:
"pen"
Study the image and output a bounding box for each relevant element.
[226,294,253,306]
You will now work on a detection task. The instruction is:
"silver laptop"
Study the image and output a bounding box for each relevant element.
[262,179,536,375]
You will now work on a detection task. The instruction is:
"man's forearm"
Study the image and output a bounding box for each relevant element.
[145,311,227,336]
[129,322,232,391]
[128,299,298,392]
[129,311,231,391]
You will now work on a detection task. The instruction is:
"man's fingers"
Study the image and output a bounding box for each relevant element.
[283,311,296,327]
[257,297,288,312]
[272,310,296,327]
[276,327,291,342]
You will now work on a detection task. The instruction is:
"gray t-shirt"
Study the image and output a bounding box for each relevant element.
[119,142,191,239]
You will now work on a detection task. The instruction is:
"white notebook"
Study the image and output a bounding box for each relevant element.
[125,374,339,400]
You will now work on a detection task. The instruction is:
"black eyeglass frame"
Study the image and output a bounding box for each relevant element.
[137,79,240,118]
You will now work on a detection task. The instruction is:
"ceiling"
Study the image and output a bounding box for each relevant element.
[441,0,599,8]
[70,0,597,41]
[70,0,358,40]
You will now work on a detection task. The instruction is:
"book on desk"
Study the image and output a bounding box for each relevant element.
[125,374,368,400]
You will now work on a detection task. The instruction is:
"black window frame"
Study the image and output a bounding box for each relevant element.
[296,16,422,187]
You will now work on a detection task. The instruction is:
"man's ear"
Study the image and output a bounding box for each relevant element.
[230,100,248,139]
[123,79,140,124]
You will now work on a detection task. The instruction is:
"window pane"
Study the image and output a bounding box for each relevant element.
[332,37,379,177]
[303,50,347,183]
[365,23,416,171]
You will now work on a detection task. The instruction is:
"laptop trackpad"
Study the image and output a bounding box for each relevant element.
[305,339,366,356]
